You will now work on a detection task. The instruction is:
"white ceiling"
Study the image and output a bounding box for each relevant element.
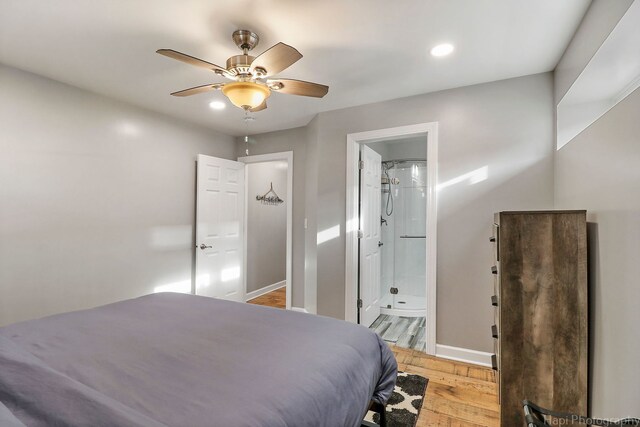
[0,0,591,136]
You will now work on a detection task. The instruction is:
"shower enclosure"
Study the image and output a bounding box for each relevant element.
[379,159,427,317]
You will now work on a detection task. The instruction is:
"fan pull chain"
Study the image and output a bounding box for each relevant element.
[244,110,250,155]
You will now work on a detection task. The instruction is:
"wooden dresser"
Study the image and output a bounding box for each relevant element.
[490,211,588,426]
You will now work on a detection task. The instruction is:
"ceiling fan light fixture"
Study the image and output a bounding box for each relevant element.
[222,81,271,110]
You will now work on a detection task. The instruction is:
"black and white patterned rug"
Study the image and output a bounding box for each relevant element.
[364,371,429,427]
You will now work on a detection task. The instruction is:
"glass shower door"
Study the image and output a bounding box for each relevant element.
[392,163,427,310]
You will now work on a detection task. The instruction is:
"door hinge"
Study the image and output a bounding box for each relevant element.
[357,299,363,308]
[358,160,365,170]
[357,230,364,239]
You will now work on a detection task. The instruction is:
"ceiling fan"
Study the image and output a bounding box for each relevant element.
[157,30,329,112]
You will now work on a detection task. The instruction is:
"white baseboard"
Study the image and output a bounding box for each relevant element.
[290,307,309,314]
[245,281,286,302]
[435,344,493,367]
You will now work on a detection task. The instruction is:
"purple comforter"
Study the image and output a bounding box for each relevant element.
[0,293,397,427]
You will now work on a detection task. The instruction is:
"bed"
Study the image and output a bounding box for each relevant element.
[0,292,397,427]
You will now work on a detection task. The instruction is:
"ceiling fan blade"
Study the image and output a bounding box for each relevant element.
[250,43,302,77]
[170,83,223,97]
[157,49,227,73]
[268,79,329,98]
[249,100,267,112]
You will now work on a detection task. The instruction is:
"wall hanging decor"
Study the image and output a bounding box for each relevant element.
[256,182,284,205]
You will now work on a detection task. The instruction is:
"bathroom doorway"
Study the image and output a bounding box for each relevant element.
[372,145,428,317]
[369,139,427,350]
[345,123,438,354]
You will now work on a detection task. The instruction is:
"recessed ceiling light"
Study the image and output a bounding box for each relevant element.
[430,43,454,57]
[209,100,226,110]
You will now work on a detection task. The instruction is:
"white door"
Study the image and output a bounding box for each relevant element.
[359,145,382,327]
[195,154,245,302]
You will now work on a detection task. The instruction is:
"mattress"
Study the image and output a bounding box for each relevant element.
[0,293,397,427]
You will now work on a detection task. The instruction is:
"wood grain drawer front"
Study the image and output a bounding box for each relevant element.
[496,210,587,427]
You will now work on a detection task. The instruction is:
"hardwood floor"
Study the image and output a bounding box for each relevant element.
[248,289,499,426]
[392,345,499,427]
[247,287,286,309]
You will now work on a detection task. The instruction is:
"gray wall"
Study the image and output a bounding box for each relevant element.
[553,0,639,416]
[245,162,287,294]
[313,73,555,353]
[554,0,634,103]
[248,73,555,352]
[235,127,308,309]
[0,64,235,326]
[555,87,640,418]
[303,116,320,314]
[368,137,427,161]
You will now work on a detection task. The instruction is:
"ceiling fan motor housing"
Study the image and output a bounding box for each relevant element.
[226,55,255,77]
[232,29,259,52]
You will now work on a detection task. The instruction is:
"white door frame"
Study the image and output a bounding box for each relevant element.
[238,151,293,310]
[345,122,438,355]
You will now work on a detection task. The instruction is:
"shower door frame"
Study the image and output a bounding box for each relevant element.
[345,122,438,356]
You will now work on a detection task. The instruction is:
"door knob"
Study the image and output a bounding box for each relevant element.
[199,243,212,250]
